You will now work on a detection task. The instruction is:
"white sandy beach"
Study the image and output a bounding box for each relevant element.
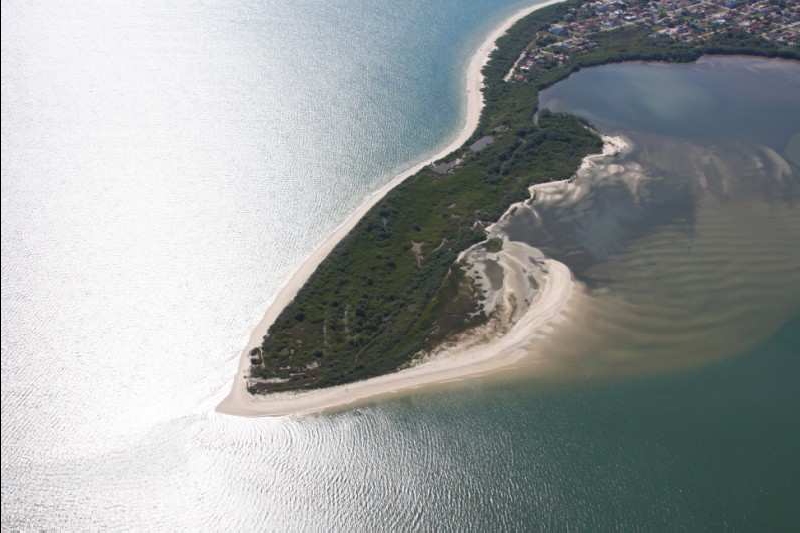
[217,0,568,416]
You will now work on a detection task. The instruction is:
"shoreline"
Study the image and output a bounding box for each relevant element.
[216,0,566,417]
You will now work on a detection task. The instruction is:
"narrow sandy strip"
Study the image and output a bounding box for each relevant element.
[216,0,566,416]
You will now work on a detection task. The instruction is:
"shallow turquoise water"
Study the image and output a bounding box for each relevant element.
[2,2,799,530]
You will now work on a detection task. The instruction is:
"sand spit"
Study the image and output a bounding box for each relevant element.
[217,0,568,416]
[221,255,574,417]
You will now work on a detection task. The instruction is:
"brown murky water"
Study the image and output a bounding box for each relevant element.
[491,57,800,384]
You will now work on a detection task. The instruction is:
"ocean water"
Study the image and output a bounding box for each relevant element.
[2,2,799,531]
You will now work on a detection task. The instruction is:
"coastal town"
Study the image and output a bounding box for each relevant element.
[507,0,799,81]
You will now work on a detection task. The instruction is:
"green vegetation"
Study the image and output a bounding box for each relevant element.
[485,237,504,253]
[249,0,798,393]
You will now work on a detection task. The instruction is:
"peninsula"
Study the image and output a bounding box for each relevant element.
[218,0,798,416]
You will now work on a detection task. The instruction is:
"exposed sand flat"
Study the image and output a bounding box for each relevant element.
[217,0,567,417]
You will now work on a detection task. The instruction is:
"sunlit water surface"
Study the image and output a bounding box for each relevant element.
[3,1,799,528]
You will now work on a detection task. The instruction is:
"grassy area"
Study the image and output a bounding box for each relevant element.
[250,0,798,393]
